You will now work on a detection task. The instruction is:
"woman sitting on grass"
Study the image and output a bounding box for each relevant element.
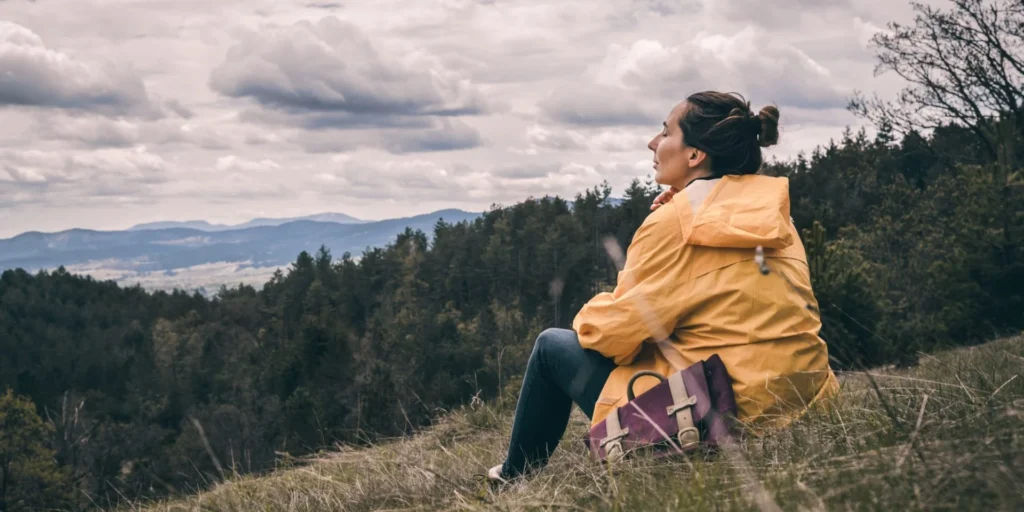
[488,91,840,483]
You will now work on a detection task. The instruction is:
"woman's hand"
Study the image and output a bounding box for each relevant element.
[650,187,679,211]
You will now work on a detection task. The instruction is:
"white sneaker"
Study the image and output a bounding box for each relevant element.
[487,464,508,484]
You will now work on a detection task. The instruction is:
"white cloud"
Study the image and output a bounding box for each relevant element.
[853,16,887,48]
[526,124,651,153]
[0,163,46,183]
[0,146,170,187]
[216,155,281,172]
[37,115,141,147]
[0,145,173,210]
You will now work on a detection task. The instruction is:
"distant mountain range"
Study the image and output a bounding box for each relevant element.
[128,212,366,232]
[1,209,481,292]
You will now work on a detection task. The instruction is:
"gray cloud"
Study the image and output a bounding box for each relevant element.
[164,99,195,119]
[296,117,482,154]
[717,0,853,25]
[209,16,487,155]
[539,86,660,126]
[383,118,482,153]
[210,16,488,117]
[490,162,559,179]
[37,114,141,147]
[238,108,437,131]
[526,124,587,151]
[0,21,156,116]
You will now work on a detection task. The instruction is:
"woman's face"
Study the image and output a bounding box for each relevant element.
[648,101,706,188]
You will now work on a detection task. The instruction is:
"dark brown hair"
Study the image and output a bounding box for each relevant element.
[678,91,780,176]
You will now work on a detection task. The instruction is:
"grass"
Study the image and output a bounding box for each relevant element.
[137,334,1024,511]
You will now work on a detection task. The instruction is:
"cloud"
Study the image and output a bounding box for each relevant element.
[164,99,195,119]
[0,146,170,187]
[0,145,173,209]
[294,117,482,154]
[541,28,848,128]
[712,0,853,26]
[143,121,236,151]
[313,156,615,203]
[160,172,291,202]
[315,158,470,200]
[526,124,651,153]
[590,129,651,153]
[471,162,606,200]
[22,111,238,151]
[609,32,845,108]
[215,155,281,172]
[37,114,141,147]
[0,21,155,115]
[209,16,487,154]
[210,16,487,118]
[490,162,560,179]
[0,162,46,183]
[526,124,587,151]
[539,85,660,126]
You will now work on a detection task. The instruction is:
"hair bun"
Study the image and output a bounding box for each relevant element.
[758,105,780,147]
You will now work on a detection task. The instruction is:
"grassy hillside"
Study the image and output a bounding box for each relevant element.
[138,335,1024,511]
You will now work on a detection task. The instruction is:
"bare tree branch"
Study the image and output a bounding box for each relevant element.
[850,0,1024,165]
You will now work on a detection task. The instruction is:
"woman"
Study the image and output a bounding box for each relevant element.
[488,91,840,483]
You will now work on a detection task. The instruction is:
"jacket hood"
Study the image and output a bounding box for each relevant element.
[686,174,794,250]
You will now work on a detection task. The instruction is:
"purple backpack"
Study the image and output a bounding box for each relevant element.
[583,354,739,462]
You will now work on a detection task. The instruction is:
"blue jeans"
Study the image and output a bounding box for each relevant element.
[500,328,616,478]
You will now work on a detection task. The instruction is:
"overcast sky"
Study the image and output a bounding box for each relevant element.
[0,0,934,238]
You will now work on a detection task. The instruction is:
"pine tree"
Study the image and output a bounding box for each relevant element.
[0,389,69,511]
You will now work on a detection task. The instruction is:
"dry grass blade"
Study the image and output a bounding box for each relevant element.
[896,394,929,469]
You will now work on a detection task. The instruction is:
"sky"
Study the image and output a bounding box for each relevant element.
[0,0,935,238]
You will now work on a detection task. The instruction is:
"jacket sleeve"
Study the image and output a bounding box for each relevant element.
[572,211,685,365]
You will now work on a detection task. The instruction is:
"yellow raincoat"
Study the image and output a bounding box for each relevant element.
[573,174,840,432]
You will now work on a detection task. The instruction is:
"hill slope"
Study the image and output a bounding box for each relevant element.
[140,334,1024,511]
[1,209,477,272]
[128,212,366,232]
[0,209,480,292]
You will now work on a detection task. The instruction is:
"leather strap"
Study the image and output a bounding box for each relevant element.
[599,408,629,463]
[656,339,688,370]
[666,371,700,450]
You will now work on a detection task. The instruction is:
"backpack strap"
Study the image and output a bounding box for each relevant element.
[656,339,688,369]
[666,371,700,450]
[599,408,629,463]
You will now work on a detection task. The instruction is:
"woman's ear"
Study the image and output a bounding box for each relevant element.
[690,148,708,168]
